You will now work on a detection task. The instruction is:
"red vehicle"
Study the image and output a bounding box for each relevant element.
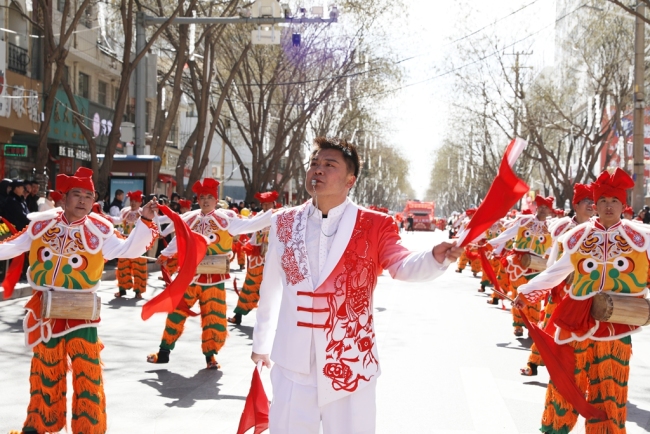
[402,200,435,231]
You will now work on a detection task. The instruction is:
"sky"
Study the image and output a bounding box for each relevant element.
[379,0,557,199]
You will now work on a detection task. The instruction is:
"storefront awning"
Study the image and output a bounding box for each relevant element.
[158,174,177,185]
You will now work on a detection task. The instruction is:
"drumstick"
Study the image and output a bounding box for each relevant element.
[140,256,160,261]
[488,287,514,302]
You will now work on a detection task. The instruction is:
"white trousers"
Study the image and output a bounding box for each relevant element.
[269,366,377,434]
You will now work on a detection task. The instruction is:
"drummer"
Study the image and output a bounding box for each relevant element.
[114,190,148,299]
[519,183,594,376]
[0,167,159,434]
[147,178,271,369]
[515,168,649,434]
[488,195,554,336]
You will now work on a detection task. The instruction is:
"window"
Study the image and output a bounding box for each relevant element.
[78,72,90,98]
[57,0,65,13]
[98,80,108,106]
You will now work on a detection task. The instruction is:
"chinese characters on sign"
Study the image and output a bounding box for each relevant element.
[58,145,91,162]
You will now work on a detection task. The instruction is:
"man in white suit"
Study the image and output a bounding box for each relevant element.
[252,137,463,434]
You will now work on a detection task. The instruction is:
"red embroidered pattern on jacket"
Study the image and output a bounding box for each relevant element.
[322,212,378,393]
[622,224,645,248]
[31,219,52,236]
[88,215,111,235]
[214,214,229,229]
[567,227,586,250]
[554,221,570,237]
[276,208,308,285]
[83,225,100,250]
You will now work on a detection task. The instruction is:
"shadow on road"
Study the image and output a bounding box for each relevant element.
[523,380,548,388]
[0,317,24,334]
[230,324,254,341]
[140,368,245,407]
[106,297,145,309]
[495,337,533,351]
[627,401,650,431]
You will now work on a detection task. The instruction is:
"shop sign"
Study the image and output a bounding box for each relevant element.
[58,145,91,162]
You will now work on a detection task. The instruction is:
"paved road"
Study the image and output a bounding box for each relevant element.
[1,231,650,433]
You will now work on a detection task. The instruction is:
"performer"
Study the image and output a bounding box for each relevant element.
[515,169,645,434]
[520,183,594,376]
[489,195,554,336]
[147,178,271,369]
[157,199,193,277]
[479,219,506,296]
[252,137,462,434]
[115,190,148,299]
[2,167,158,434]
[622,205,634,220]
[455,208,481,276]
[227,191,277,325]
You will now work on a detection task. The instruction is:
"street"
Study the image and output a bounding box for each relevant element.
[1,231,650,433]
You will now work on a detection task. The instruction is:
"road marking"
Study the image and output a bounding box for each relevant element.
[460,367,519,434]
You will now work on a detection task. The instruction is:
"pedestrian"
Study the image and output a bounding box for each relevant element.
[108,189,124,217]
[406,213,414,232]
[4,179,30,231]
[251,137,462,434]
[147,178,271,369]
[0,167,158,434]
[25,180,40,213]
[515,168,645,434]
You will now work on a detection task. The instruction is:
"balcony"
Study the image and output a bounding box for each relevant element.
[8,43,28,75]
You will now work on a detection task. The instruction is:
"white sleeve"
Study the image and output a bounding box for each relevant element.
[228,209,272,236]
[159,223,175,237]
[160,236,178,256]
[517,252,574,303]
[387,250,451,281]
[0,230,31,260]
[109,206,120,217]
[252,222,283,355]
[102,220,156,260]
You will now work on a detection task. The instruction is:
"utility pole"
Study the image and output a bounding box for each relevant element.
[507,51,532,138]
[632,1,646,211]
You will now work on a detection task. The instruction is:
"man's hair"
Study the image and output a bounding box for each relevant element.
[311,137,360,178]
[115,189,124,196]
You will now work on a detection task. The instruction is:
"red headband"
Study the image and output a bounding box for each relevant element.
[465,208,477,217]
[623,206,634,215]
[192,178,219,198]
[521,209,533,215]
[572,183,593,205]
[534,195,554,209]
[179,199,192,209]
[592,168,634,205]
[554,208,565,216]
[127,190,143,203]
[255,191,279,203]
[56,167,94,193]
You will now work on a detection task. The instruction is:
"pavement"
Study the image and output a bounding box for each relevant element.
[0,231,649,433]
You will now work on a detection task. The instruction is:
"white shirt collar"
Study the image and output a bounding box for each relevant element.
[308,197,350,220]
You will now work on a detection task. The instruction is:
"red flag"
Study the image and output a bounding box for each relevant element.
[1,217,24,299]
[458,138,530,247]
[237,366,269,434]
[141,205,207,320]
[519,310,607,421]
